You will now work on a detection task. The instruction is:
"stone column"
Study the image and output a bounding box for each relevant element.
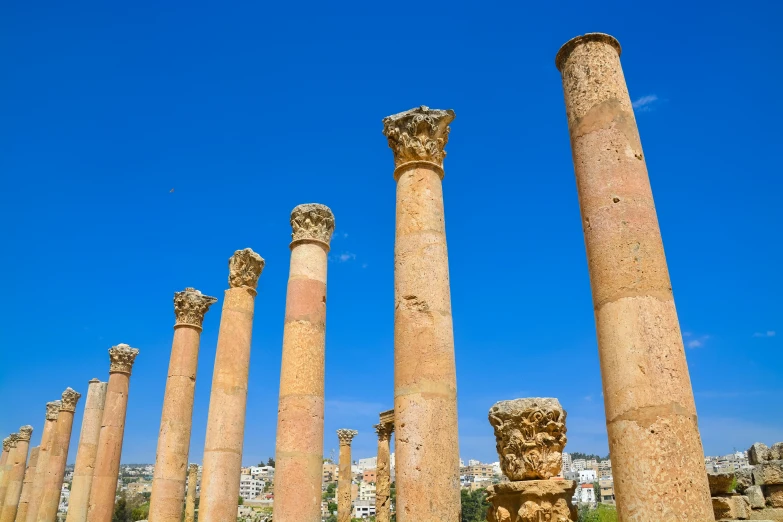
[374,410,394,522]
[555,33,713,521]
[336,429,357,522]
[0,426,33,522]
[183,464,198,522]
[25,401,61,522]
[0,434,19,515]
[149,288,217,522]
[86,344,139,522]
[272,204,335,522]
[37,388,82,522]
[0,438,9,513]
[65,379,108,522]
[199,249,264,522]
[382,105,461,521]
[14,446,39,522]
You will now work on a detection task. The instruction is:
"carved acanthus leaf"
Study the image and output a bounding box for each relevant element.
[17,426,33,442]
[290,204,335,245]
[60,388,82,412]
[46,401,62,421]
[382,105,455,168]
[228,249,265,290]
[2,437,11,452]
[373,423,394,441]
[109,344,140,374]
[174,287,218,328]
[6,433,19,448]
[337,429,358,446]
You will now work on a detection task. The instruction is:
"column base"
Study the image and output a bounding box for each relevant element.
[486,479,577,522]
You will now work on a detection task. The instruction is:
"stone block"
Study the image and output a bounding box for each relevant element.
[767,485,783,509]
[747,486,766,509]
[486,480,577,522]
[713,495,750,520]
[751,444,772,465]
[710,471,738,495]
[748,506,783,520]
[737,468,753,492]
[754,461,783,486]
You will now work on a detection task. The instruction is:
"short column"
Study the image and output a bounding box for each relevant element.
[86,344,140,522]
[382,106,461,521]
[14,446,39,522]
[149,288,216,522]
[183,464,198,522]
[199,249,264,522]
[37,388,82,522]
[555,33,713,521]
[336,429,357,522]
[374,411,394,522]
[25,401,61,522]
[66,379,108,522]
[0,426,33,522]
[273,204,335,522]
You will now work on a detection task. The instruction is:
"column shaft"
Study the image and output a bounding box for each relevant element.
[375,429,392,522]
[14,447,39,522]
[26,403,60,522]
[0,443,13,514]
[183,465,198,522]
[66,380,107,522]
[1,429,32,522]
[337,442,352,522]
[555,33,713,521]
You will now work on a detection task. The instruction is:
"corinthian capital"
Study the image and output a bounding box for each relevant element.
[109,343,140,374]
[60,387,82,412]
[3,436,15,451]
[17,426,33,442]
[290,204,335,247]
[46,400,62,421]
[373,423,393,442]
[174,287,218,329]
[228,248,265,290]
[382,105,455,171]
[337,429,358,446]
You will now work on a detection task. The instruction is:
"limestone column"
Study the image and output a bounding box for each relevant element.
[25,401,61,522]
[382,105,461,521]
[0,438,9,512]
[0,426,33,522]
[14,446,39,522]
[148,288,217,522]
[555,33,713,521]
[0,434,19,514]
[198,249,264,522]
[272,204,335,522]
[86,344,139,522]
[336,430,357,522]
[183,464,198,522]
[38,388,82,522]
[374,411,394,522]
[65,379,107,522]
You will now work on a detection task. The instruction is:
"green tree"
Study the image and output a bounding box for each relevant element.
[266,457,276,467]
[130,502,149,521]
[112,494,129,522]
[238,495,244,506]
[460,489,489,522]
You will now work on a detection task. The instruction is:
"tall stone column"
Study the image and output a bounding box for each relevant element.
[199,249,264,522]
[86,344,140,522]
[336,429,357,522]
[374,410,394,522]
[38,388,82,522]
[0,434,19,514]
[0,426,33,522]
[25,401,61,522]
[183,464,198,522]
[65,379,108,522]
[149,288,217,522]
[382,105,461,521]
[273,204,335,522]
[0,438,9,513]
[555,33,713,521]
[15,446,39,522]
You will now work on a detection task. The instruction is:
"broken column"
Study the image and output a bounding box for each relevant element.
[374,410,394,522]
[382,105,460,521]
[25,401,61,522]
[86,344,140,522]
[183,464,198,522]
[555,33,713,520]
[66,379,108,522]
[199,249,264,522]
[485,398,576,522]
[273,204,335,522]
[336,429,357,522]
[14,446,39,522]
[149,287,217,522]
[0,427,32,522]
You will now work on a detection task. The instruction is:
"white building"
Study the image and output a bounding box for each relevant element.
[468,459,481,466]
[352,499,376,519]
[571,459,586,472]
[239,474,264,500]
[358,481,376,501]
[249,466,274,480]
[562,453,572,473]
[574,483,596,506]
[578,469,597,484]
[491,462,502,475]
[357,457,377,472]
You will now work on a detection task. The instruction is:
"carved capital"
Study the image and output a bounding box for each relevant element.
[337,429,358,446]
[373,423,394,442]
[17,426,33,442]
[60,388,82,412]
[109,343,140,374]
[290,204,335,247]
[382,105,455,172]
[174,287,218,329]
[6,434,19,449]
[188,463,199,474]
[46,400,62,421]
[228,248,265,291]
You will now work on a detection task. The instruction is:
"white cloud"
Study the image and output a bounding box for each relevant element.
[338,252,356,262]
[632,94,659,111]
[684,333,709,349]
[753,331,776,338]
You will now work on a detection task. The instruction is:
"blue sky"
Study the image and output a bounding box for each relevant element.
[1,1,781,466]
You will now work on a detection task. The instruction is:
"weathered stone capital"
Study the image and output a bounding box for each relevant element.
[373,423,394,441]
[3,436,14,451]
[6,434,19,448]
[228,248,265,291]
[290,204,335,248]
[188,463,199,473]
[337,429,358,446]
[17,426,33,442]
[382,105,455,176]
[174,287,218,330]
[555,32,622,72]
[46,400,62,421]
[60,387,82,412]
[109,343,140,374]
